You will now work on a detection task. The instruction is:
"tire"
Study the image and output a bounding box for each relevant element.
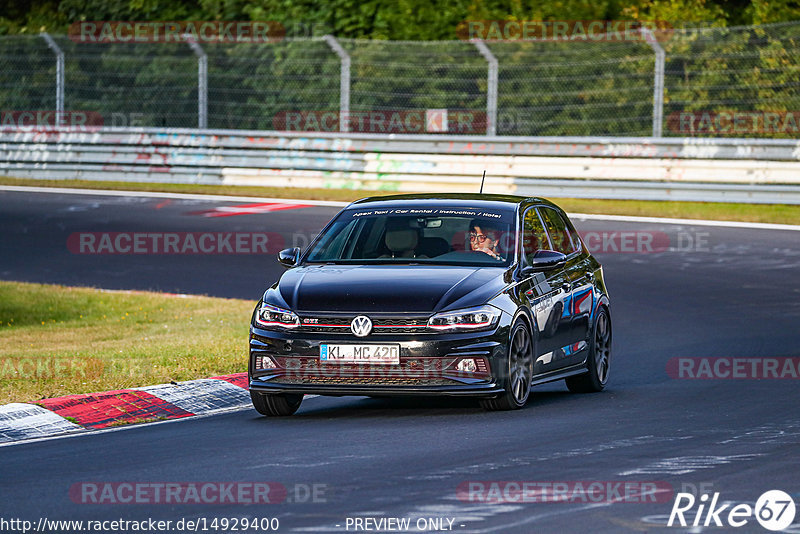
[566,306,611,393]
[250,391,303,416]
[481,319,533,411]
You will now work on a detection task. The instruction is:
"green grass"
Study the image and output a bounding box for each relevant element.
[107,416,166,427]
[553,198,800,225]
[0,281,253,404]
[2,176,799,225]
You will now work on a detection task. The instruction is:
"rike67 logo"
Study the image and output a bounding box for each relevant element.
[668,490,796,531]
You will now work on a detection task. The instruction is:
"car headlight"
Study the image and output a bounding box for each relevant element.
[428,306,501,331]
[255,302,299,329]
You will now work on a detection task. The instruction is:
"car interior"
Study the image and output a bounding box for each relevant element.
[307,214,514,263]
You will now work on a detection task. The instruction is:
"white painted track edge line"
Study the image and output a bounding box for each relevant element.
[3,185,799,231]
[569,212,800,231]
[0,185,349,207]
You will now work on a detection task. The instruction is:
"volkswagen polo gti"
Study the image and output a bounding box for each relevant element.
[249,194,611,416]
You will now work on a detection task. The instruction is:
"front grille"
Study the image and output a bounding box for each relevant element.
[373,319,426,326]
[271,356,460,386]
[372,318,428,334]
[253,355,492,383]
[297,316,429,334]
[276,375,456,386]
[282,357,454,372]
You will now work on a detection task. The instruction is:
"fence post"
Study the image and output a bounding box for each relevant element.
[185,34,208,129]
[323,35,351,133]
[40,32,64,122]
[473,40,498,136]
[641,28,665,138]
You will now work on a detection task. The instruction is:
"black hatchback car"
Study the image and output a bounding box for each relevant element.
[249,194,611,415]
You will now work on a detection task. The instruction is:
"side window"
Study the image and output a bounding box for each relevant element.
[569,224,583,252]
[522,208,551,263]
[539,207,579,255]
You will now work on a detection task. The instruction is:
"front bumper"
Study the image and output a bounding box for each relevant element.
[248,319,511,397]
[249,381,503,397]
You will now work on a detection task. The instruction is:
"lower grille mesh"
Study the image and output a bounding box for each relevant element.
[276,375,456,386]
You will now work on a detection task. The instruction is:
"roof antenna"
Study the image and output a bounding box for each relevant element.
[479,170,486,194]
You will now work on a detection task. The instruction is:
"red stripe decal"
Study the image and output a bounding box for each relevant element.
[210,372,249,389]
[572,290,592,315]
[38,390,193,429]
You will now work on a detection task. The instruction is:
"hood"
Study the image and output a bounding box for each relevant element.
[271,264,507,314]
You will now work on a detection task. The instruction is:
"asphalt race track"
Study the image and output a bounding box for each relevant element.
[1,188,799,533]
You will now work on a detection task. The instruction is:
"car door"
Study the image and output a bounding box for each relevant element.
[519,207,573,374]
[538,206,592,368]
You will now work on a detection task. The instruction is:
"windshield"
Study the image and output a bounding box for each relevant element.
[304,206,517,266]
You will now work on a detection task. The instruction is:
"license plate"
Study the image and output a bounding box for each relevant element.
[320,344,400,364]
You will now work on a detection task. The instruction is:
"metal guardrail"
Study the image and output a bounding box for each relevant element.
[1,128,800,204]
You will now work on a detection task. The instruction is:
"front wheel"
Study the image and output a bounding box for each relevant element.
[481,320,533,411]
[565,306,611,393]
[250,391,303,416]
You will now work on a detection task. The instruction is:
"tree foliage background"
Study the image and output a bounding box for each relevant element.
[3,0,800,38]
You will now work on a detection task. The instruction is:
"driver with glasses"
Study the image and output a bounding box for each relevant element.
[469,219,503,260]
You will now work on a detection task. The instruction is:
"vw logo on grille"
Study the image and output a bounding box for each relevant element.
[350,315,373,337]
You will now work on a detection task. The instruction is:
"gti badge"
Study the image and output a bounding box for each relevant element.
[351,315,373,337]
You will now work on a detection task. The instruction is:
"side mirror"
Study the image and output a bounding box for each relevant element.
[520,250,567,276]
[277,247,301,268]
